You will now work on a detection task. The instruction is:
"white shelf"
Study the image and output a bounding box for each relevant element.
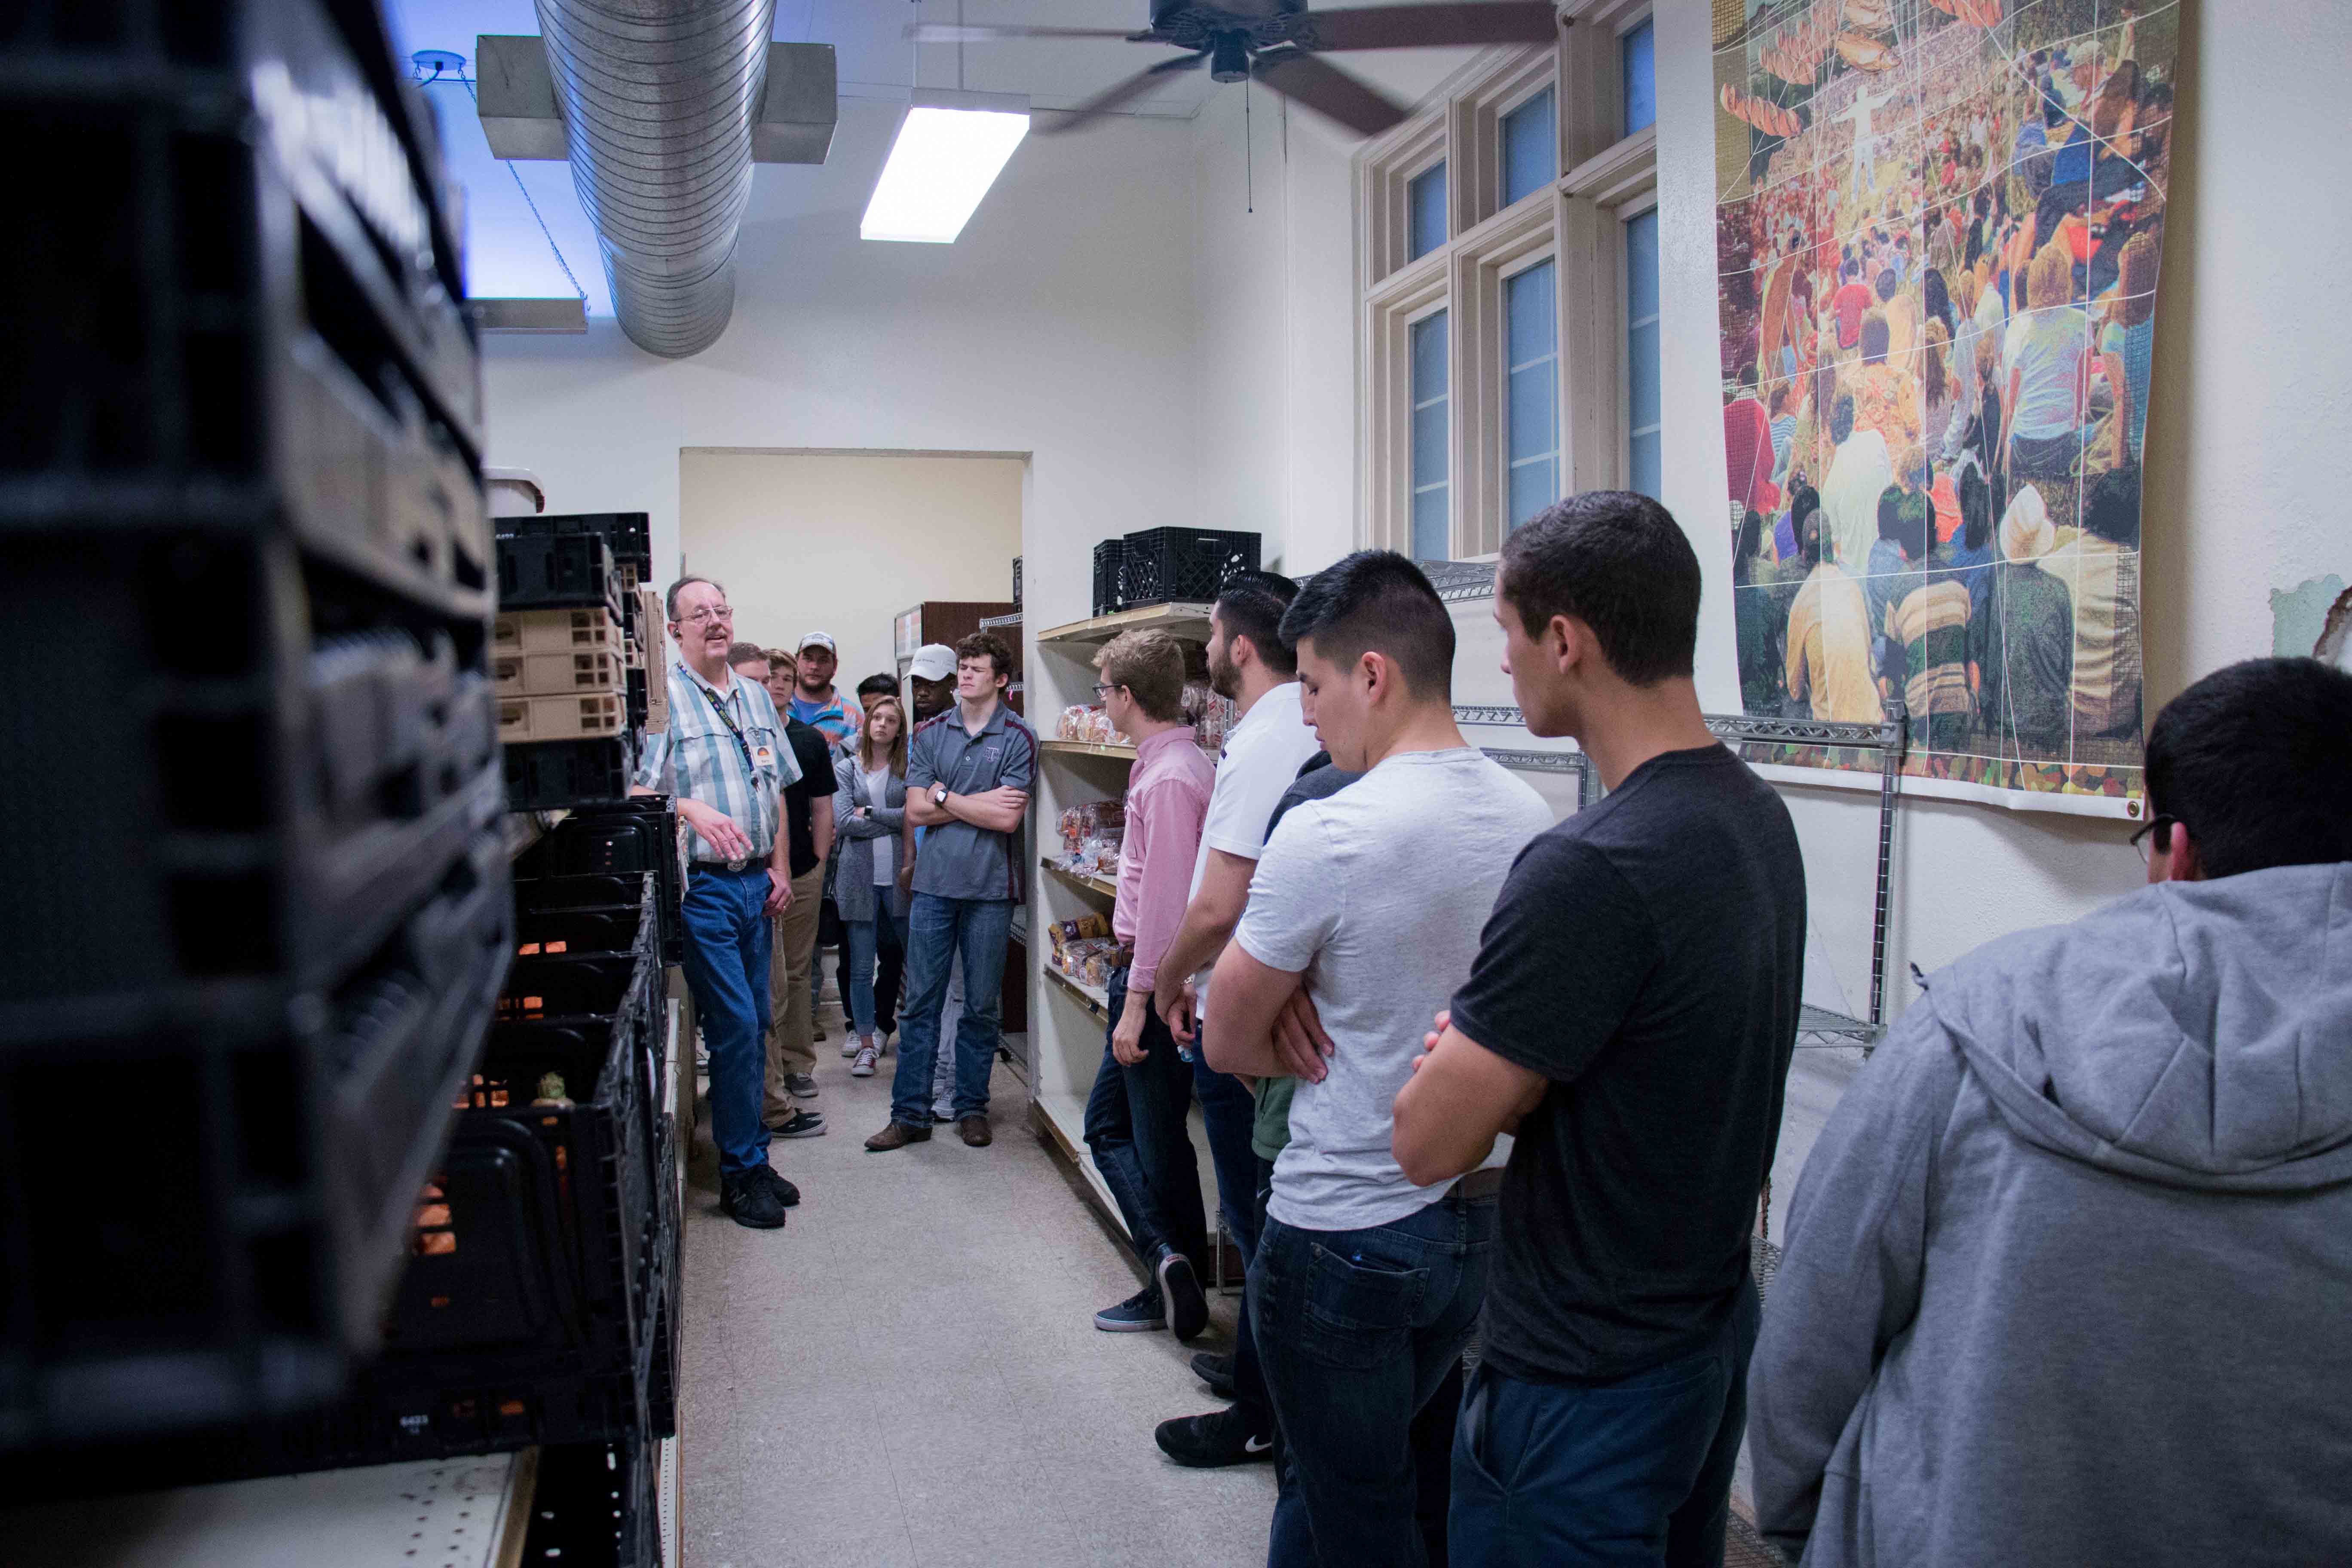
[1042,857,1118,900]
[1035,601,1214,645]
[1044,962,1113,1022]
[1040,738,1136,761]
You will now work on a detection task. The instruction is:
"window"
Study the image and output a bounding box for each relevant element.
[1501,87,1555,208]
[1621,18,1656,138]
[1411,310,1450,559]
[1363,9,1657,558]
[1408,163,1447,261]
[1625,207,1661,500]
[1505,260,1559,528]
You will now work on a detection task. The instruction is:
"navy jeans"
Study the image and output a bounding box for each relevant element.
[1190,1045,1262,1262]
[889,893,1012,1126]
[1084,968,1208,1274]
[842,910,908,1039]
[1252,1193,1498,1568]
[678,865,775,1178]
[1449,1280,1761,1568]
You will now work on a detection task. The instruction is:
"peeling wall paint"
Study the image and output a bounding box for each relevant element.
[2271,574,2349,656]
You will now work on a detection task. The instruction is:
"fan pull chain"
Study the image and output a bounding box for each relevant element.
[1245,70,1254,214]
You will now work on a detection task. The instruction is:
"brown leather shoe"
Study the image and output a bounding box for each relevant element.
[865,1121,932,1152]
[959,1115,992,1148]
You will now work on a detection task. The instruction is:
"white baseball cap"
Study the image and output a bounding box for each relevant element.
[908,643,957,683]
[797,631,837,655]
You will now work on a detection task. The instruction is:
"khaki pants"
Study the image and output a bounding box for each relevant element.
[763,861,825,1124]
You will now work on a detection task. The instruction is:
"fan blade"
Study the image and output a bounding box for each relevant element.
[1301,2,1562,51]
[1252,48,1412,136]
[1035,51,1210,136]
[904,24,1145,43]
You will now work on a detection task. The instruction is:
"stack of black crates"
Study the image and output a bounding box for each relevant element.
[496,512,658,810]
[1091,527,1262,616]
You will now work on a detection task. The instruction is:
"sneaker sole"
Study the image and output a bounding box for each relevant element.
[850,1064,876,1077]
[1158,1253,1210,1343]
[1094,1315,1169,1333]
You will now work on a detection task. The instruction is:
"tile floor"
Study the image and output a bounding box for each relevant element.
[678,983,1275,1568]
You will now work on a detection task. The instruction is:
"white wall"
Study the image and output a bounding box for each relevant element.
[480,96,1202,646]
[676,449,1023,690]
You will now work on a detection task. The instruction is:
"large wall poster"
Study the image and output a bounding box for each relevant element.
[1712,0,2175,812]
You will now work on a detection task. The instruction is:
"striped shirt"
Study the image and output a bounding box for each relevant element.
[634,662,799,864]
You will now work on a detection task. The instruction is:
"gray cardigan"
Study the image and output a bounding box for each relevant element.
[831,752,908,923]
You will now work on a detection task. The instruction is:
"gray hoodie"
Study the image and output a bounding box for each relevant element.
[1749,862,2352,1567]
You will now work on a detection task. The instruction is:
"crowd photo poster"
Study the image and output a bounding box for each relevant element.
[1713,0,2175,811]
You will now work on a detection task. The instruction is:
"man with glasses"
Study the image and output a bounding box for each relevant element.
[1749,657,2352,1568]
[632,576,802,1230]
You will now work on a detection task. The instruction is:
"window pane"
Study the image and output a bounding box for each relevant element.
[1410,309,1450,557]
[1621,19,1656,138]
[1408,162,1447,260]
[1502,87,1556,207]
[1625,210,1661,500]
[1505,260,1559,530]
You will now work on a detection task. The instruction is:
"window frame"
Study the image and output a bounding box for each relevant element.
[1358,0,1661,561]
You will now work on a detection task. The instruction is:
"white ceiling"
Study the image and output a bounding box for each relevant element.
[378,0,1501,307]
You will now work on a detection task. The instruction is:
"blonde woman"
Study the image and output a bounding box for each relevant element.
[832,695,908,1076]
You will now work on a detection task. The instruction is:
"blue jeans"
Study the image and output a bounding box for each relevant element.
[843,910,908,1038]
[1449,1280,1760,1568]
[888,893,1012,1126]
[1252,1193,1498,1568]
[678,865,775,1179]
[1084,968,1208,1274]
[1190,1043,1262,1262]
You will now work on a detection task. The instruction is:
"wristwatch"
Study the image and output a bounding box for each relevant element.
[931,781,950,808]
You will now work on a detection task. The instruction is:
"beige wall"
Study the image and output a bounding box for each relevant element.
[677,448,1024,695]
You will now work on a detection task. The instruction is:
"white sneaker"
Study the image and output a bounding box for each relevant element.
[841,1031,859,1059]
[851,1043,879,1077]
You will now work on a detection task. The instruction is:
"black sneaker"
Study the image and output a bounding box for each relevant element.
[1155,1406,1274,1469]
[720,1170,787,1229]
[770,1109,827,1139]
[751,1165,801,1208]
[1094,1286,1166,1333]
[1191,1351,1236,1400]
[1157,1246,1209,1343]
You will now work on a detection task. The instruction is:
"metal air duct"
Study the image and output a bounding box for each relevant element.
[533,0,775,358]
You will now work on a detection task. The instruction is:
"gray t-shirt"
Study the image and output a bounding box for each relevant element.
[1236,747,1552,1232]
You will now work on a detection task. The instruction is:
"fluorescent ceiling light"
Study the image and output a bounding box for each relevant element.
[861,91,1030,244]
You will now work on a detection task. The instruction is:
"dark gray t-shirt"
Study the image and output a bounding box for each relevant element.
[1449,744,1804,1384]
[905,702,1037,902]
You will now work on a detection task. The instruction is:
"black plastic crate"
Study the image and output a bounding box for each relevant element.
[505,734,636,811]
[525,1432,662,1568]
[515,799,683,965]
[1092,538,1128,617]
[498,531,622,611]
[626,663,650,730]
[496,512,652,589]
[1119,527,1262,608]
[0,823,513,1455]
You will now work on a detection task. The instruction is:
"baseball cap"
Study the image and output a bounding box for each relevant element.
[797,631,837,655]
[908,643,956,683]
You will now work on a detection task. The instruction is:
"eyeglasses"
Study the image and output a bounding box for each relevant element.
[1092,682,1119,698]
[2130,815,2178,865]
[675,605,732,627]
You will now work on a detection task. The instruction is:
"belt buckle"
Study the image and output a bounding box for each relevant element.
[726,855,747,872]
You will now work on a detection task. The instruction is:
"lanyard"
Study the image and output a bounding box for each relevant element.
[684,664,757,777]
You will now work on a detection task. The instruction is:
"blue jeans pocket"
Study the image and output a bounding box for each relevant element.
[1299,1241,1427,1371]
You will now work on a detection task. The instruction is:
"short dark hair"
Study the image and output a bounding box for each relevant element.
[1499,491,1702,687]
[1215,570,1302,676]
[855,671,898,700]
[1830,394,1857,444]
[2145,658,2352,878]
[1278,551,1454,700]
[2082,467,2141,547]
[1959,466,1993,552]
[665,573,722,620]
[726,641,768,669]
[955,630,1014,682]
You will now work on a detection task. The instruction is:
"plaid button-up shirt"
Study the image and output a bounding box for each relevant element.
[635,662,799,864]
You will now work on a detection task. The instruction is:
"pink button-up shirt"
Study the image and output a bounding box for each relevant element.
[1113,725,1216,994]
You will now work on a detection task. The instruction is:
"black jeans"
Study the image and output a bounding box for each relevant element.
[1083,968,1209,1275]
[1253,1192,1498,1568]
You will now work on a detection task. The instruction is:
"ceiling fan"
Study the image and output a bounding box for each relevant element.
[908,2,1563,138]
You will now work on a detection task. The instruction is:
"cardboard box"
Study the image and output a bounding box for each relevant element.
[494,649,625,698]
[493,606,627,657]
[499,691,626,742]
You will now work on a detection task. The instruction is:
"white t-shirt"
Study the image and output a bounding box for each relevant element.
[1236,747,1551,1232]
[1187,681,1322,1005]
